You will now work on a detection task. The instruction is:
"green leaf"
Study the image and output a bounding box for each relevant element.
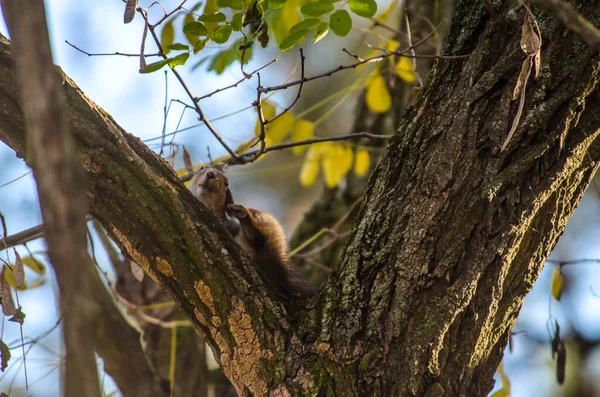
[289,18,321,34]
[140,58,171,73]
[301,2,335,17]
[160,19,175,54]
[168,52,190,67]
[192,56,212,71]
[279,29,309,51]
[231,13,244,31]
[313,22,329,43]
[0,340,10,372]
[166,43,190,51]
[217,0,244,8]
[329,9,351,36]
[211,24,233,44]
[183,13,198,45]
[349,0,377,18]
[267,0,286,9]
[140,53,189,73]
[199,12,227,22]
[184,21,208,36]
[193,39,209,54]
[208,49,237,74]
[218,0,244,9]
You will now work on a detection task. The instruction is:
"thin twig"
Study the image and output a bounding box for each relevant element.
[254,73,267,160]
[404,10,423,86]
[160,71,168,156]
[112,285,189,329]
[65,40,160,58]
[195,55,279,101]
[140,12,240,160]
[266,49,305,124]
[0,216,94,249]
[150,0,187,28]
[227,132,391,165]
[261,20,447,93]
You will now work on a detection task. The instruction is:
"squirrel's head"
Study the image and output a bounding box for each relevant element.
[189,165,231,217]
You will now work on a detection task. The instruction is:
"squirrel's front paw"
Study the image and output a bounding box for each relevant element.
[227,204,249,219]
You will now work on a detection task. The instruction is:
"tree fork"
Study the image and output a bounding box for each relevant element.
[1,0,600,396]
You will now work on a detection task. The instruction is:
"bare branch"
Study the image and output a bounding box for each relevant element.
[65,40,160,58]
[194,55,279,101]
[266,49,305,124]
[261,21,447,93]
[227,132,391,165]
[139,11,241,160]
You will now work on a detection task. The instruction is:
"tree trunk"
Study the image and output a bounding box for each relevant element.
[1,0,600,395]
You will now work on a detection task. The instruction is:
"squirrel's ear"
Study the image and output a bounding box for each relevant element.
[214,162,228,173]
[225,188,235,205]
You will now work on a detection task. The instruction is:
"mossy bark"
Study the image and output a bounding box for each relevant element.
[1,0,600,395]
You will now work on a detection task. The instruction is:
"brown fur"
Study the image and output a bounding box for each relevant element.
[188,165,314,298]
[227,204,293,296]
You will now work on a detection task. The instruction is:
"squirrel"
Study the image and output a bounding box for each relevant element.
[188,165,314,298]
[188,165,240,236]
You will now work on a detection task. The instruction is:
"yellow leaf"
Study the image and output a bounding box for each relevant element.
[490,362,511,397]
[386,39,399,52]
[267,112,295,144]
[396,56,416,83]
[3,268,25,291]
[272,0,302,44]
[291,120,314,154]
[366,74,391,114]
[322,144,353,188]
[255,101,276,136]
[299,142,329,186]
[375,0,398,24]
[161,19,175,54]
[551,266,563,301]
[354,149,370,176]
[203,0,219,35]
[386,40,400,66]
[22,256,45,275]
[356,49,379,72]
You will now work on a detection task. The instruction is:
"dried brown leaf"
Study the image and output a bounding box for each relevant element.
[512,57,532,100]
[183,146,194,174]
[503,57,532,152]
[8,307,25,325]
[130,261,144,282]
[0,340,10,372]
[12,249,25,289]
[521,18,541,55]
[0,267,16,316]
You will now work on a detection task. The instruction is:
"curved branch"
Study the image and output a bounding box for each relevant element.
[0,33,290,395]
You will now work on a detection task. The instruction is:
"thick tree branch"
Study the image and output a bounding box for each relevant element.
[0,32,293,395]
[316,1,600,395]
[0,2,101,395]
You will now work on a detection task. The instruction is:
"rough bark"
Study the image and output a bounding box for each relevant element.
[316,1,600,395]
[0,0,600,396]
[0,2,101,396]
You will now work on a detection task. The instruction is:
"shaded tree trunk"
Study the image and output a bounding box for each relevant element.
[1,0,600,395]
